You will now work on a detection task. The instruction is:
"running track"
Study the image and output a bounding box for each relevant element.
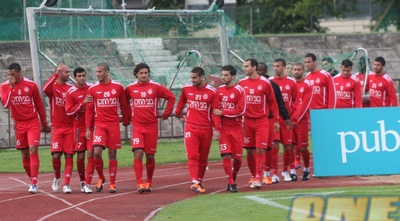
[0,160,391,221]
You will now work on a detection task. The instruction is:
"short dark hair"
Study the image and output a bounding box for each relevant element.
[8,63,21,72]
[221,65,237,76]
[97,62,110,72]
[133,63,150,78]
[245,58,258,69]
[375,56,386,66]
[293,62,304,69]
[191,67,205,77]
[274,58,286,66]
[341,59,353,68]
[73,67,86,77]
[305,53,317,62]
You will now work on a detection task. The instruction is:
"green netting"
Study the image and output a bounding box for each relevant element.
[30,4,369,98]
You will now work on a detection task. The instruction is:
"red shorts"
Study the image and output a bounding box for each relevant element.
[131,123,158,154]
[219,129,243,160]
[184,123,212,160]
[292,118,309,149]
[268,118,280,147]
[243,117,269,149]
[92,122,122,150]
[50,126,74,154]
[14,118,41,149]
[279,118,293,145]
[73,127,93,152]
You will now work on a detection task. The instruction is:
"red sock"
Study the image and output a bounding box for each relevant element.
[255,152,265,179]
[283,149,290,172]
[289,149,295,170]
[246,152,256,177]
[94,158,105,180]
[77,158,85,182]
[295,148,301,163]
[52,158,61,178]
[30,153,39,185]
[197,161,207,182]
[265,149,272,171]
[271,147,279,175]
[109,159,118,185]
[232,159,242,181]
[302,149,311,168]
[187,157,198,182]
[22,157,31,178]
[86,158,94,185]
[223,158,234,184]
[134,159,143,184]
[64,157,73,185]
[146,158,155,183]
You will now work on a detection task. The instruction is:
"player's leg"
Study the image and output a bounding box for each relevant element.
[144,125,158,192]
[106,122,122,193]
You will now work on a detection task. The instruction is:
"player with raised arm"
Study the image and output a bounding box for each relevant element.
[175,67,221,193]
[333,59,362,108]
[125,63,175,193]
[213,65,246,192]
[43,63,74,193]
[1,63,50,193]
[291,63,313,181]
[238,58,279,189]
[65,67,106,193]
[85,63,130,193]
[366,56,398,107]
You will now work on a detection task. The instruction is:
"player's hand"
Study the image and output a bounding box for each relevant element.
[274,122,280,132]
[213,109,223,116]
[84,94,93,103]
[212,130,220,140]
[285,119,292,130]
[42,124,51,133]
[179,116,186,123]
[85,128,91,140]
[7,75,15,88]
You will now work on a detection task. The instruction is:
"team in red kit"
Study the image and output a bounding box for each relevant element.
[2,53,397,194]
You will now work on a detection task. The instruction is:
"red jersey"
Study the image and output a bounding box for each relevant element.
[125,80,175,125]
[65,84,90,128]
[238,76,279,120]
[175,83,221,130]
[333,74,362,108]
[269,76,297,114]
[305,70,336,109]
[85,80,130,127]
[1,77,47,125]
[291,79,313,123]
[42,73,73,127]
[216,84,246,129]
[355,72,367,89]
[366,73,398,107]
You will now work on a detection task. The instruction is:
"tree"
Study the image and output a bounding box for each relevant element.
[236,0,357,34]
[147,0,184,9]
[371,0,400,31]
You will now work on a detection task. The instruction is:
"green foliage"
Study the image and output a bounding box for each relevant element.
[147,0,184,9]
[371,0,400,31]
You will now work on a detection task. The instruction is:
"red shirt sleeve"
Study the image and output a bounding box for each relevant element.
[159,85,176,119]
[266,82,279,120]
[354,79,363,108]
[175,87,187,118]
[85,88,94,128]
[1,83,11,108]
[119,85,131,126]
[211,92,221,131]
[32,83,48,125]
[326,74,336,108]
[42,73,58,97]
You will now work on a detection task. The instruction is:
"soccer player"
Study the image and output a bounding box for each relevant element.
[213,65,245,193]
[269,58,298,182]
[43,63,74,193]
[238,58,279,189]
[65,67,105,193]
[333,59,362,108]
[322,57,339,77]
[304,53,336,109]
[355,57,371,107]
[1,63,50,193]
[85,63,130,193]
[257,62,290,185]
[125,63,175,193]
[291,63,313,181]
[366,56,398,107]
[175,67,221,193]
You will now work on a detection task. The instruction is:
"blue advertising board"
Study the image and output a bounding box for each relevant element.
[310,107,400,176]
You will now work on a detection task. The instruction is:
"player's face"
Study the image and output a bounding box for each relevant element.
[322,60,331,71]
[58,65,70,83]
[285,64,293,76]
[304,57,316,72]
[273,61,285,77]
[373,61,384,74]
[136,68,150,83]
[75,71,87,86]
[221,70,234,85]
[341,66,352,78]
[243,60,256,77]
[96,66,109,83]
[293,65,304,80]
[7,69,22,82]
[190,72,204,87]
[257,64,267,77]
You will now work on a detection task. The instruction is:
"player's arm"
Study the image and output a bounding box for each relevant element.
[119,86,130,126]
[326,74,336,109]
[354,79,363,108]
[175,88,187,118]
[221,86,246,117]
[160,86,176,120]
[211,93,221,140]
[1,83,12,108]
[32,83,50,131]
[387,79,398,106]
[65,90,82,116]
[272,82,289,121]
[42,73,59,97]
